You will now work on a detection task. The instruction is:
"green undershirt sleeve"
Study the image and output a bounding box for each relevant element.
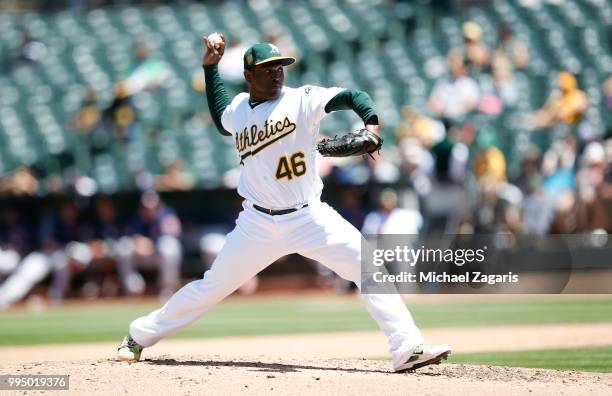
[324,89,379,125]
[203,64,232,136]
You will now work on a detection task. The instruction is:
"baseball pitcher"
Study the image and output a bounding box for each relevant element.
[117,33,450,372]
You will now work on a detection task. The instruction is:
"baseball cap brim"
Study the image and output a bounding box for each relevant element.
[254,56,296,67]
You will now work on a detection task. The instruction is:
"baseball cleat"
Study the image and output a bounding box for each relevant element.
[394,344,451,372]
[117,335,143,362]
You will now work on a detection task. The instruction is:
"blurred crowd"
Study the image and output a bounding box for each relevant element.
[0,191,184,309]
[0,32,295,196]
[319,20,612,238]
[1,11,612,306]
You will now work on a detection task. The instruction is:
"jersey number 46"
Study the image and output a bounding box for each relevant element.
[276,152,306,180]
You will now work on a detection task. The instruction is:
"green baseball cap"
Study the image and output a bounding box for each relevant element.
[243,43,296,69]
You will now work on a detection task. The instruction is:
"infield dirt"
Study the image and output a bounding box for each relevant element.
[3,323,612,395]
[5,355,612,395]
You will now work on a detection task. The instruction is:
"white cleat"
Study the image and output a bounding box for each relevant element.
[394,344,451,372]
[117,335,144,362]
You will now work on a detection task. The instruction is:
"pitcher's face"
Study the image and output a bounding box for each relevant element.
[245,61,285,101]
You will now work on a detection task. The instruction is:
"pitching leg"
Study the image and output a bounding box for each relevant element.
[129,208,286,347]
[293,201,424,368]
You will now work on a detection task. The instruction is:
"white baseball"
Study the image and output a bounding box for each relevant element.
[208,32,222,48]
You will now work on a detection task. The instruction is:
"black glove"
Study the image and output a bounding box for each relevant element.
[317,128,383,158]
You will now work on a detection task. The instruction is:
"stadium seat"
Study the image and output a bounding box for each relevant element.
[0,1,609,191]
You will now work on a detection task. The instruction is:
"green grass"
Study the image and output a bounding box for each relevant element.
[449,345,612,373]
[0,296,611,346]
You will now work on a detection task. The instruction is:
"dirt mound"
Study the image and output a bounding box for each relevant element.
[4,322,612,394]
[7,355,612,395]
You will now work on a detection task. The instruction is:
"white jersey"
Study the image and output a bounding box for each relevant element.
[128,81,426,374]
[221,85,344,209]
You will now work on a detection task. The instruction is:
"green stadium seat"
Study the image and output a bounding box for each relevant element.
[1,1,609,190]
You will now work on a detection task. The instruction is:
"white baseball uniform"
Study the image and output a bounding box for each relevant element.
[129,85,424,368]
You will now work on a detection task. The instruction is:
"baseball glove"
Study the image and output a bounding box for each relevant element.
[317,128,383,158]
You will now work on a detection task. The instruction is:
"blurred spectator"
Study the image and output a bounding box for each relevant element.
[522,184,556,235]
[515,144,542,195]
[2,31,46,71]
[397,138,435,197]
[368,152,401,184]
[337,188,367,229]
[70,88,102,134]
[604,76,612,113]
[191,71,206,94]
[92,196,123,244]
[106,41,169,140]
[474,146,508,184]
[396,106,446,147]
[0,167,39,196]
[429,121,473,183]
[116,191,182,299]
[38,201,94,301]
[395,106,444,196]
[69,88,110,152]
[462,21,490,74]
[497,25,529,70]
[0,245,21,283]
[105,89,139,141]
[217,37,250,88]
[577,140,612,232]
[540,138,579,232]
[155,159,195,192]
[576,142,606,205]
[0,201,93,308]
[79,196,125,298]
[0,208,31,282]
[118,41,170,97]
[428,48,480,122]
[478,53,520,115]
[471,146,523,234]
[326,155,372,186]
[541,138,577,199]
[362,189,423,235]
[530,72,588,130]
[417,119,473,233]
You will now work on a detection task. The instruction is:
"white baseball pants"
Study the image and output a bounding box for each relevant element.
[129,199,424,367]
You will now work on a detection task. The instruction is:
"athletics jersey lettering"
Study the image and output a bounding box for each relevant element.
[235,116,297,154]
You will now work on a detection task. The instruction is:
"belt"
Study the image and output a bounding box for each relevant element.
[253,203,308,216]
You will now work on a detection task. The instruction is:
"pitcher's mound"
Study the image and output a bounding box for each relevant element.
[8,355,612,395]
